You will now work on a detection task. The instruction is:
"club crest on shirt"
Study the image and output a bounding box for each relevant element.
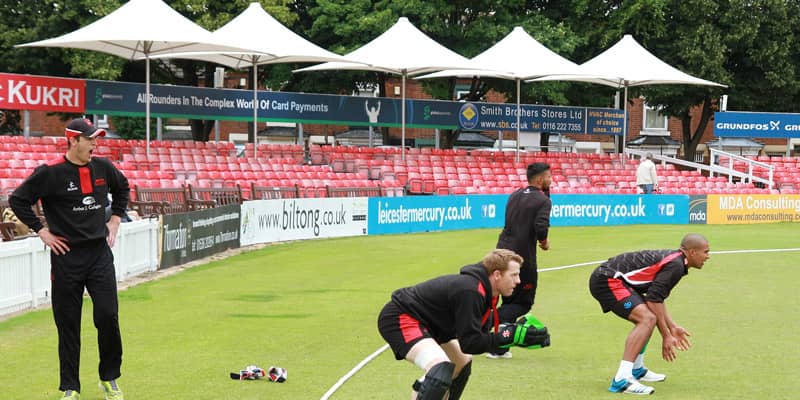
[67,181,78,191]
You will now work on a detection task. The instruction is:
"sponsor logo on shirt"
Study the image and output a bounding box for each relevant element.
[72,196,102,212]
[67,181,78,191]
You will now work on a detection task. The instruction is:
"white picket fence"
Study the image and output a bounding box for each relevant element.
[0,219,159,317]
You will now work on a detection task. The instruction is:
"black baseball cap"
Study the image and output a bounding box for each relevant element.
[65,118,106,138]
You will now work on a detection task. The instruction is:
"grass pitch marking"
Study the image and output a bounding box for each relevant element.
[320,344,390,400]
[319,246,800,399]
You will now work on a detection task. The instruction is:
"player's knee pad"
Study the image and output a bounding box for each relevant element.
[447,360,471,400]
[413,361,454,400]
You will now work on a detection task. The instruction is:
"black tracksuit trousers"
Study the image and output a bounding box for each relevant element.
[50,239,122,392]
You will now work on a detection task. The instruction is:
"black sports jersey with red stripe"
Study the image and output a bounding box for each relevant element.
[389,263,507,354]
[593,250,688,303]
[10,156,129,244]
[496,185,551,269]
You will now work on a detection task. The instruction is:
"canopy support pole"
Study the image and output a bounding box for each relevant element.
[401,71,407,161]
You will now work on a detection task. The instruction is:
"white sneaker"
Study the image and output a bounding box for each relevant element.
[633,367,666,382]
[608,376,654,395]
[486,351,512,359]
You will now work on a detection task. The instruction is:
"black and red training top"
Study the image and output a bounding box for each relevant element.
[10,156,129,245]
[593,249,689,303]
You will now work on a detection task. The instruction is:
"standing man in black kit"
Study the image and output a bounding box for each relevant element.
[488,162,552,359]
[10,118,129,400]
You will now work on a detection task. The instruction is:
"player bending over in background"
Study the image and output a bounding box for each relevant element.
[589,234,710,395]
[377,249,550,399]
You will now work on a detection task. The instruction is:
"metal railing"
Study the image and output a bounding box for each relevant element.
[708,148,774,189]
[625,148,775,190]
[624,148,710,174]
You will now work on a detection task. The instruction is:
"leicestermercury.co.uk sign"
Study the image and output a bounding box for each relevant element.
[0,73,84,113]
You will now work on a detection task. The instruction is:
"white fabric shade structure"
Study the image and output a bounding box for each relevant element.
[417,26,581,158]
[294,17,472,159]
[149,2,356,157]
[531,34,726,149]
[17,0,263,156]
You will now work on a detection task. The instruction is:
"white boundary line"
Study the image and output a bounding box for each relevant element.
[320,247,800,399]
[320,344,390,400]
[711,248,800,254]
[539,260,605,272]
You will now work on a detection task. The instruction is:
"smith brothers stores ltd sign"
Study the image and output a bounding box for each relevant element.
[0,72,624,135]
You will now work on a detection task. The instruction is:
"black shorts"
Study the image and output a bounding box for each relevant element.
[377,301,433,360]
[588,273,644,319]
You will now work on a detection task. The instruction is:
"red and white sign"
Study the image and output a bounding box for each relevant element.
[0,72,85,113]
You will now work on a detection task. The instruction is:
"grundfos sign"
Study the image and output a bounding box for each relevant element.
[0,72,84,113]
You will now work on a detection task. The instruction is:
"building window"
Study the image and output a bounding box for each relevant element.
[643,101,668,131]
[454,84,482,102]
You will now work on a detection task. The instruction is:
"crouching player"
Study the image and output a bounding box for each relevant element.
[377,249,550,399]
[589,234,710,395]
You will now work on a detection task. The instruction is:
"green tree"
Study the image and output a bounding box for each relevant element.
[152,1,299,142]
[0,0,125,79]
[638,0,799,162]
[0,0,300,141]
[111,115,156,140]
[549,0,799,161]
[384,1,583,148]
[301,0,581,148]
[0,0,126,134]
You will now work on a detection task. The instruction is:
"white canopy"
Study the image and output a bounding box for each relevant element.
[416,26,581,159]
[295,17,470,76]
[417,26,580,80]
[149,2,355,156]
[17,0,261,155]
[532,34,725,88]
[530,34,725,151]
[295,17,471,158]
[17,0,251,59]
[153,2,349,68]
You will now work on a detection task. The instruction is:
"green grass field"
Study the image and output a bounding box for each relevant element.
[1,224,798,399]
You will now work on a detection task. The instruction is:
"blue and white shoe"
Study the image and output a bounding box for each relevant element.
[633,367,666,382]
[609,376,655,395]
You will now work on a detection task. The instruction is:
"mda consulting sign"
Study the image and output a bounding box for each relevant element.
[688,195,708,224]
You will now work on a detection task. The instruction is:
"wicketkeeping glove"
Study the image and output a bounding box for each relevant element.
[229,365,266,380]
[497,314,550,349]
[496,323,518,348]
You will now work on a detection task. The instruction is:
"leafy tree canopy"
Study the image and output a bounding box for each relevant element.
[1,0,798,151]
